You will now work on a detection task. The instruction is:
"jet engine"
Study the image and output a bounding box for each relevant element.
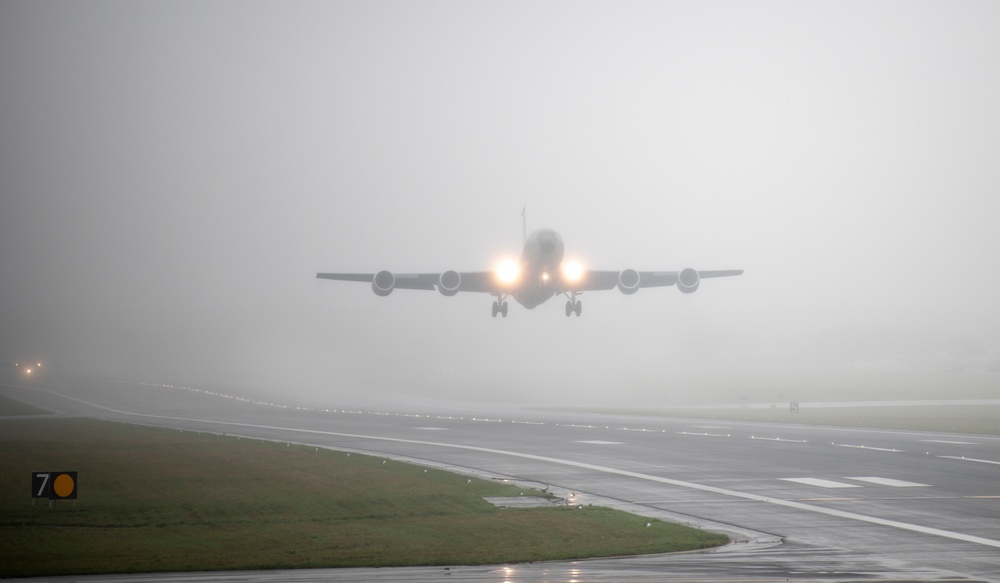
[617,269,641,294]
[677,267,700,294]
[372,270,395,296]
[438,270,461,296]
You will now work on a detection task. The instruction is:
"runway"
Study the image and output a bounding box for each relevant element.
[4,376,999,582]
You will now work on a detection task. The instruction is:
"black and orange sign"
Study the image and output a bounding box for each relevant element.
[31,471,78,500]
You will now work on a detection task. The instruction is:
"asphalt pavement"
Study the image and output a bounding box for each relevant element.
[3,376,999,582]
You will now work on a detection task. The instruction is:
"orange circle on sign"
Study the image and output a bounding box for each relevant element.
[53,474,75,498]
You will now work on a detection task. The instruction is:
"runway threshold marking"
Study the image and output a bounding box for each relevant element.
[47,390,1000,552]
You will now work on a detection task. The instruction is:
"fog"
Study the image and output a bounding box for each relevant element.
[2,2,998,407]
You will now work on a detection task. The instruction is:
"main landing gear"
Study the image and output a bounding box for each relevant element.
[492,297,509,318]
[564,291,582,317]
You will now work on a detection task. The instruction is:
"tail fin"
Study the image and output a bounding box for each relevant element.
[521,206,527,242]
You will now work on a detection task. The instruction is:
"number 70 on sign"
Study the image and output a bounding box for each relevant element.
[32,471,78,500]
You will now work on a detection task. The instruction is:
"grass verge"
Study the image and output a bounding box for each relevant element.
[0,418,726,577]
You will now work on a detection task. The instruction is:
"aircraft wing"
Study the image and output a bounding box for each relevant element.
[567,269,744,292]
[316,271,500,294]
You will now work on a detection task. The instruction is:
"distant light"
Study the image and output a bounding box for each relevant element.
[25,369,32,374]
[541,272,549,282]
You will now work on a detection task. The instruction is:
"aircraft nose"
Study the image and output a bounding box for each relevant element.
[539,238,556,255]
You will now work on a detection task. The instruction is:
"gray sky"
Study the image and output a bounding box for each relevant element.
[2,1,998,406]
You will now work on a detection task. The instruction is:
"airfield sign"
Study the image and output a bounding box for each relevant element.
[31,471,78,500]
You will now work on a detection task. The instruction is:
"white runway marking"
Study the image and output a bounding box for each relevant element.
[781,478,862,489]
[47,390,1000,551]
[576,440,624,445]
[920,439,978,445]
[939,456,1000,466]
[677,431,730,437]
[845,477,930,487]
[834,443,905,452]
[415,427,449,431]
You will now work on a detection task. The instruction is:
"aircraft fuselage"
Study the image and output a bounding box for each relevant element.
[514,228,565,309]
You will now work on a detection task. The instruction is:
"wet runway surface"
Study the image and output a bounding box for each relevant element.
[4,377,1000,582]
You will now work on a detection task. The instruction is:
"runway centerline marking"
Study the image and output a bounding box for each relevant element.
[834,443,905,452]
[575,440,624,445]
[938,456,1000,466]
[781,478,861,489]
[920,439,978,445]
[845,477,929,487]
[47,390,1000,551]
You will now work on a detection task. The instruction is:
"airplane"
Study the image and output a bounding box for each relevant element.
[317,218,743,317]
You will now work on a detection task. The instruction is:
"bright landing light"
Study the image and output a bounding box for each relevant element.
[495,259,521,286]
[562,260,585,283]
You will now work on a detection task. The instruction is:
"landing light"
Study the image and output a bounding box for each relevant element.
[495,259,520,286]
[562,260,585,282]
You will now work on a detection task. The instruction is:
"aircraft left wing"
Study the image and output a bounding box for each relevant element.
[316,270,500,296]
[566,268,744,294]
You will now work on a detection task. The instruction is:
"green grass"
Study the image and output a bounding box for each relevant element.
[0,393,49,416]
[0,418,726,577]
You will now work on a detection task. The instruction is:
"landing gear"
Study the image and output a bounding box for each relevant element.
[564,299,582,317]
[563,291,582,317]
[492,298,509,318]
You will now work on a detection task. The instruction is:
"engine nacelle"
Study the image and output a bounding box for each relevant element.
[372,270,395,296]
[677,267,700,294]
[617,269,641,295]
[438,270,461,296]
